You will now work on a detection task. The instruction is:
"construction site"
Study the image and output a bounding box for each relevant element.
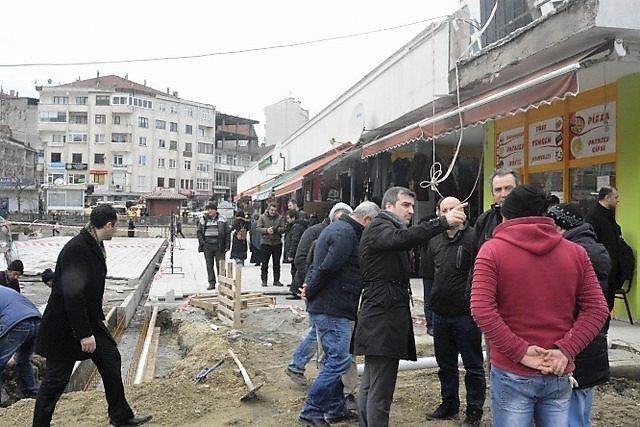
[1,225,640,426]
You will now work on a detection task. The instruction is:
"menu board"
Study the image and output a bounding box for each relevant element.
[528,117,564,166]
[496,127,524,169]
[569,102,616,159]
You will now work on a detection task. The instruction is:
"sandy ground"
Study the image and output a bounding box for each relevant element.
[2,303,640,426]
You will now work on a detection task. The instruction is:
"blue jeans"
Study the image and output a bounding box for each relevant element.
[300,314,351,420]
[569,388,594,427]
[0,317,39,396]
[433,313,485,411]
[422,278,433,328]
[288,318,318,374]
[491,366,572,427]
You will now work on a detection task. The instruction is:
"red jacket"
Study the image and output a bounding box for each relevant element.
[471,217,609,376]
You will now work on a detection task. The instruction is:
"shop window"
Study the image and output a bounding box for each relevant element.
[570,163,616,215]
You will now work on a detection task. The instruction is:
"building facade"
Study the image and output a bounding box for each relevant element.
[264,97,309,146]
[37,75,216,210]
[0,125,39,214]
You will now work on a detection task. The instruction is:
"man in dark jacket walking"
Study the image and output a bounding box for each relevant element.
[284,210,308,294]
[547,203,611,426]
[33,204,150,427]
[423,196,485,426]
[354,186,466,427]
[585,186,624,308]
[0,287,41,405]
[257,203,285,287]
[299,201,380,426]
[197,203,230,290]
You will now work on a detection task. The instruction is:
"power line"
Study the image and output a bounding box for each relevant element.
[0,16,449,68]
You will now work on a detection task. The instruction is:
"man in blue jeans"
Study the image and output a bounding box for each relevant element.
[299,201,379,426]
[423,197,485,426]
[0,286,41,406]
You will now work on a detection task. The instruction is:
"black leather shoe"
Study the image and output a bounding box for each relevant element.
[299,416,330,426]
[285,294,301,300]
[462,408,483,427]
[261,281,268,287]
[326,409,358,423]
[273,281,284,287]
[426,403,458,420]
[110,414,152,427]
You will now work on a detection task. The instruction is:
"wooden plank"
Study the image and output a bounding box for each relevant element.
[233,265,242,329]
[189,298,218,311]
[218,275,235,286]
[142,327,161,382]
[133,306,158,385]
[217,303,235,319]
[218,284,235,299]
[217,314,234,327]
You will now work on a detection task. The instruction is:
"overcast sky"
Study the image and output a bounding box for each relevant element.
[0,0,459,141]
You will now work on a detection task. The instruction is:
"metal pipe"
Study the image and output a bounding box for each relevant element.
[357,351,487,375]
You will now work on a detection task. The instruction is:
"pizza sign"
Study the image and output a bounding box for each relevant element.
[569,102,616,159]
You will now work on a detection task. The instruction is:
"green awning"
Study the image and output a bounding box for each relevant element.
[252,170,298,201]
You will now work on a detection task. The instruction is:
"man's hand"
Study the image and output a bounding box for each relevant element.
[80,335,96,353]
[519,345,549,371]
[299,284,308,300]
[443,203,467,228]
[541,349,569,376]
[267,226,274,234]
[287,256,293,262]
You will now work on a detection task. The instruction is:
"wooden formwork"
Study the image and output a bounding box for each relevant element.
[217,261,242,329]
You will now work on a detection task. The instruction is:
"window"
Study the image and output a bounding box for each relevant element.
[157,177,165,187]
[138,155,147,166]
[112,114,121,125]
[200,110,210,121]
[113,155,124,166]
[75,96,88,105]
[215,171,230,187]
[144,100,152,109]
[69,113,87,124]
[95,95,110,105]
[155,120,166,130]
[94,153,105,164]
[52,134,66,143]
[168,159,176,168]
[157,158,165,167]
[112,133,127,143]
[47,173,64,184]
[50,153,62,163]
[185,142,192,152]
[185,107,193,117]
[95,134,105,143]
[169,140,178,150]
[92,173,106,184]
[180,179,194,189]
[169,122,178,132]
[138,176,146,187]
[158,139,166,148]
[169,105,177,114]
[197,142,213,154]
[72,153,82,163]
[198,126,205,137]
[68,174,86,184]
[168,178,176,188]
[53,96,68,105]
[138,116,149,128]
[95,114,106,124]
[185,124,193,134]
[197,161,211,172]
[138,136,147,146]
[40,111,67,122]
[159,103,165,112]
[112,96,127,105]
[196,178,209,190]
[184,160,191,170]
[226,154,237,165]
[68,133,88,143]
[215,153,223,164]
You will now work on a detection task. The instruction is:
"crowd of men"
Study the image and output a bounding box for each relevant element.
[0,171,633,427]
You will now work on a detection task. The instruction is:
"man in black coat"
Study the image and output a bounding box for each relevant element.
[283,210,308,294]
[585,186,623,308]
[354,186,466,427]
[299,201,380,425]
[547,203,611,426]
[33,205,151,427]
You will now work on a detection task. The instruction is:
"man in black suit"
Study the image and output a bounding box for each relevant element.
[33,205,151,427]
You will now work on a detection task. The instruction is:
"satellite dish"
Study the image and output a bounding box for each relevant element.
[346,103,365,144]
[47,79,52,84]
[54,178,64,185]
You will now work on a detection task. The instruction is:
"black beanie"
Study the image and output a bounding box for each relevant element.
[546,203,584,230]
[8,259,24,274]
[501,185,550,220]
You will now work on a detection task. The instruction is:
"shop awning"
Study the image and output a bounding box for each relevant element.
[362,57,583,159]
[252,170,298,201]
[273,144,354,198]
[236,177,274,199]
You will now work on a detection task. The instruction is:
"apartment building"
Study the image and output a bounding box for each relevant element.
[264,97,309,146]
[37,75,216,211]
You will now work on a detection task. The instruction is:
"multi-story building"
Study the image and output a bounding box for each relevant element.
[37,75,216,211]
[214,113,269,200]
[0,125,38,214]
[264,98,309,146]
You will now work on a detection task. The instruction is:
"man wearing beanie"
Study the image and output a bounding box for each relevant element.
[471,185,609,426]
[546,203,611,426]
[0,259,24,293]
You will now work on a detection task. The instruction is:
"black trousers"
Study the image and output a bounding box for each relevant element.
[32,331,134,426]
[260,243,282,283]
[357,355,399,427]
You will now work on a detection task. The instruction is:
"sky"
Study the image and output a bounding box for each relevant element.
[0,0,459,142]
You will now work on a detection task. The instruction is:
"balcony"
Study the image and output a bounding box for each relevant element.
[183,150,193,157]
[214,163,245,173]
[111,104,134,114]
[112,164,129,170]
[110,142,132,152]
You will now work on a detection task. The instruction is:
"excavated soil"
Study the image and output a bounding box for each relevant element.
[1,305,640,426]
